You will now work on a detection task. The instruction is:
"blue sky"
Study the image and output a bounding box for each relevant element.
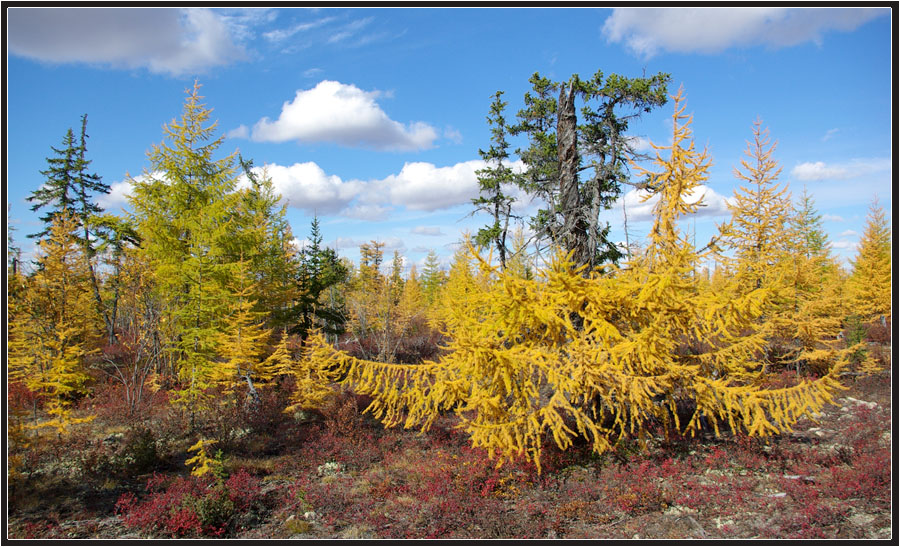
[5,7,893,272]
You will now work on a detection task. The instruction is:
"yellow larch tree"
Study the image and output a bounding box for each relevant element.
[294,88,848,472]
[718,118,794,291]
[9,211,98,434]
[216,256,276,405]
[716,118,804,368]
[847,197,892,322]
[128,81,238,428]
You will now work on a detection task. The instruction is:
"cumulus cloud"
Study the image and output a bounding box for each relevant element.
[839,229,859,238]
[240,162,363,215]
[290,237,311,252]
[226,124,249,139]
[371,160,483,211]
[822,214,845,222]
[97,179,134,211]
[238,158,485,218]
[331,237,365,250]
[791,161,851,181]
[790,157,890,182]
[603,7,886,59]
[249,80,438,151]
[7,8,248,76]
[331,236,405,253]
[381,237,406,252]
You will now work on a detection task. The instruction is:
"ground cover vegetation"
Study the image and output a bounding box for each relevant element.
[6,77,892,539]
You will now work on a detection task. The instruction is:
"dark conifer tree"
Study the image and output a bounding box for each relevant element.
[472,91,517,269]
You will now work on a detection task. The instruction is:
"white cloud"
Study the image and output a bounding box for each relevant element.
[831,240,858,250]
[822,214,845,222]
[330,236,405,254]
[362,158,531,214]
[240,162,363,215]
[331,237,365,250]
[790,157,890,182]
[381,237,406,252]
[791,161,850,181]
[97,179,134,211]
[263,16,335,42]
[250,80,438,151]
[8,8,248,76]
[603,7,886,59]
[327,17,374,44]
[840,229,859,238]
[411,226,444,236]
[226,124,249,139]
[625,135,654,154]
[340,204,392,221]
[372,160,483,211]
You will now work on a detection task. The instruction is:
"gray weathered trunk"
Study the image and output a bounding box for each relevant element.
[557,82,589,270]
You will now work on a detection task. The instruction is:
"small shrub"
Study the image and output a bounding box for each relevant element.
[122,426,159,474]
[115,469,264,538]
[189,488,235,530]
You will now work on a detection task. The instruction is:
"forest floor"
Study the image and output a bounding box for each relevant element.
[6,345,893,540]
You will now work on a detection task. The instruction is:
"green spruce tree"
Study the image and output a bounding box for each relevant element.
[472,91,517,269]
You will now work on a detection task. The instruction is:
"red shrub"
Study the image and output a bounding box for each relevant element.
[225,469,260,511]
[115,469,264,538]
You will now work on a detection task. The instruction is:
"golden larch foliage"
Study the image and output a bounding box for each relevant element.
[848,197,892,322]
[292,88,849,473]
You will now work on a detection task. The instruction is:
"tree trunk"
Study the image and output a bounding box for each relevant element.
[241,374,261,411]
[557,81,589,270]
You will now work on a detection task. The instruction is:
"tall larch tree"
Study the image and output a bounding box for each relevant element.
[717,118,797,367]
[128,80,239,428]
[718,118,794,291]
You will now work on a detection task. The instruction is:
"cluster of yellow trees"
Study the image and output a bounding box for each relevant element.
[292,89,891,470]
[6,84,891,472]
